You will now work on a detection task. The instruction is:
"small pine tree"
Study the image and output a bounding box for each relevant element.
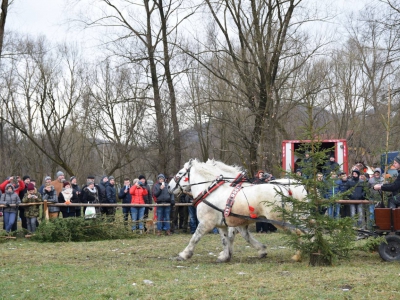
[275,141,356,266]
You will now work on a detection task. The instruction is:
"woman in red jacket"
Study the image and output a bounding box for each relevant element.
[129,179,148,234]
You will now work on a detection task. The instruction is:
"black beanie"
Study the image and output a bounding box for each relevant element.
[23,175,30,181]
[138,175,146,180]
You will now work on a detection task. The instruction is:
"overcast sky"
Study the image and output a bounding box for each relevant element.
[6,0,370,48]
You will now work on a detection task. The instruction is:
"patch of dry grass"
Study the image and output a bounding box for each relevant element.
[0,229,399,299]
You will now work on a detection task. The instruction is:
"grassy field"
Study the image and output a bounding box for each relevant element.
[0,226,399,300]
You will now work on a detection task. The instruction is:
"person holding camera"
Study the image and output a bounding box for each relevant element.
[22,183,42,234]
[153,174,175,236]
[118,178,132,225]
[129,178,149,234]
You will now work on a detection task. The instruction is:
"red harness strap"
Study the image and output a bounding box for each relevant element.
[229,171,248,187]
[224,183,242,217]
[193,178,225,208]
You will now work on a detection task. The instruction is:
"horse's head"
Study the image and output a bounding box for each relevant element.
[169,166,191,195]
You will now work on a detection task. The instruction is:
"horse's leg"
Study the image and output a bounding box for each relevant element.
[177,221,214,261]
[236,225,267,258]
[216,227,233,263]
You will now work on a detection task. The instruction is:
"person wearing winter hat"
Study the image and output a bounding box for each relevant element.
[345,169,368,227]
[19,175,32,230]
[153,173,175,236]
[22,183,42,234]
[39,176,52,196]
[0,184,21,233]
[129,178,149,234]
[42,176,59,219]
[374,156,400,208]
[51,171,65,197]
[80,175,98,215]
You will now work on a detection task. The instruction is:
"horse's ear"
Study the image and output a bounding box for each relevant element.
[188,158,194,167]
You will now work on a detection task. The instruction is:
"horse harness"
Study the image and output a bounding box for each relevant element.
[174,167,303,231]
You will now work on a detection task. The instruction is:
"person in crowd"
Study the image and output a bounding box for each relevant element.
[138,175,152,232]
[153,174,175,236]
[295,169,303,178]
[373,156,400,208]
[129,178,149,234]
[30,179,36,186]
[252,170,277,233]
[0,176,25,231]
[252,170,274,184]
[105,176,117,220]
[38,176,51,195]
[0,184,21,233]
[58,181,79,218]
[323,155,340,176]
[335,172,348,217]
[19,175,31,230]
[82,180,100,216]
[184,189,199,234]
[70,176,82,217]
[301,152,313,178]
[174,192,188,233]
[345,169,367,227]
[80,175,97,215]
[325,171,340,218]
[22,183,42,234]
[98,176,109,216]
[118,178,132,226]
[42,176,59,219]
[51,171,65,197]
[369,168,384,201]
[316,172,328,215]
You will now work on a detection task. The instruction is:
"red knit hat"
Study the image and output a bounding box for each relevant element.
[27,183,35,191]
[63,181,70,188]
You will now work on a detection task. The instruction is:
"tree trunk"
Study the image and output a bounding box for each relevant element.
[0,0,8,59]
[157,0,181,171]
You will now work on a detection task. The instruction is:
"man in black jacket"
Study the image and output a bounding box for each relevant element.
[374,156,400,208]
[118,178,132,225]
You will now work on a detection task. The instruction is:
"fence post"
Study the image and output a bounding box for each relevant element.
[43,200,49,220]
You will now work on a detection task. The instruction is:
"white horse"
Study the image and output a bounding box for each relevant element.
[169,159,307,262]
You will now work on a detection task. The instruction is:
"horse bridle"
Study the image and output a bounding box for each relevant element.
[172,167,191,194]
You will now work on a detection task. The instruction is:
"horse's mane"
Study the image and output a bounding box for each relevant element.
[184,159,242,180]
[206,159,243,175]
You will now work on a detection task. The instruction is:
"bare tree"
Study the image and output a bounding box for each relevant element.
[0,37,89,176]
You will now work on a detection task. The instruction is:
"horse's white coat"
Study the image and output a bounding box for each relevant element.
[168,159,307,262]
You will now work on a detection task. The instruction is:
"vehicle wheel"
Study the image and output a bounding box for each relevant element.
[378,235,400,262]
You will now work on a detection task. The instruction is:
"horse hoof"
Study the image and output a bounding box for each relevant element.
[259,252,267,259]
[176,256,185,261]
[216,257,230,263]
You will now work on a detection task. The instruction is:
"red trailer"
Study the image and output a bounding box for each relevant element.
[282,139,348,173]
